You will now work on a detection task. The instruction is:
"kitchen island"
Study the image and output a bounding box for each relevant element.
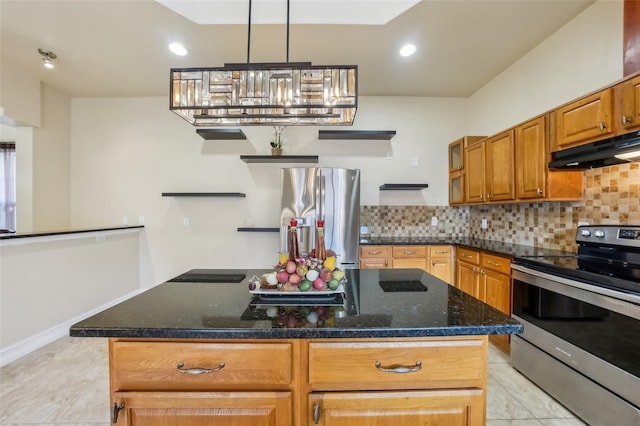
[71,268,522,426]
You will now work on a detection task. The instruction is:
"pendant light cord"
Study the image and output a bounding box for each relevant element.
[286,0,290,62]
[247,0,252,63]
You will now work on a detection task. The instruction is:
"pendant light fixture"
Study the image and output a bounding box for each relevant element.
[169,0,358,126]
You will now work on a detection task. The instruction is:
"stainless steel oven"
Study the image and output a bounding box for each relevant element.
[511,225,640,426]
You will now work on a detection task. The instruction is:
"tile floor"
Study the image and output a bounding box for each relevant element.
[0,336,587,425]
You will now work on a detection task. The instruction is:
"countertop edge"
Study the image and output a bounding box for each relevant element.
[0,226,144,245]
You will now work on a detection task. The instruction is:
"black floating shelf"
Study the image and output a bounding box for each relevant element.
[196,128,246,140]
[319,130,396,140]
[162,192,246,197]
[379,184,429,190]
[237,227,280,232]
[240,155,319,163]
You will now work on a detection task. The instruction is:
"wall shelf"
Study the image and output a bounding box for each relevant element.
[240,155,319,163]
[162,192,246,197]
[237,227,280,233]
[319,130,396,140]
[196,129,246,140]
[379,184,429,190]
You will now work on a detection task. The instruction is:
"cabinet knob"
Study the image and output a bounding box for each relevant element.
[622,115,632,125]
[479,194,484,201]
[536,187,542,195]
[487,193,492,199]
[598,122,607,131]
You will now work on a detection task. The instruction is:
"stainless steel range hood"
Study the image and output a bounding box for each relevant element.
[549,131,640,170]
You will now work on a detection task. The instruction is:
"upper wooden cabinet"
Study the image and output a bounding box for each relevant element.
[620,75,640,131]
[515,116,582,201]
[448,136,485,205]
[552,88,615,151]
[464,131,515,203]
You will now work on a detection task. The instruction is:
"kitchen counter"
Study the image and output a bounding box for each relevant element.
[70,268,522,339]
[361,237,572,258]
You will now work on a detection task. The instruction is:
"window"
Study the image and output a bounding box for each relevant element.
[0,142,16,232]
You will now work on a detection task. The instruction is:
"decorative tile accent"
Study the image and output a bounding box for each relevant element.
[362,163,639,252]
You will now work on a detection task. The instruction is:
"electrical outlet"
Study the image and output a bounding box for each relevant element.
[431,216,438,226]
[138,216,145,225]
[183,218,190,227]
[411,157,419,167]
[481,218,488,229]
[247,218,254,226]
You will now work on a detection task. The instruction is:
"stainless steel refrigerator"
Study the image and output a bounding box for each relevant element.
[280,167,360,266]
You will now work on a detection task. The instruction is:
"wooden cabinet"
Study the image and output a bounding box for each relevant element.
[308,337,487,426]
[449,136,485,205]
[552,88,615,151]
[620,74,640,131]
[112,391,292,425]
[455,249,512,353]
[429,245,454,285]
[391,246,428,271]
[515,116,583,201]
[362,245,454,284]
[109,336,489,426]
[464,131,515,203]
[359,246,390,269]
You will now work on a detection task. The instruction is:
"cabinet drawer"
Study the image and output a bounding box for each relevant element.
[392,246,427,259]
[456,248,479,264]
[308,339,486,391]
[360,246,390,258]
[429,245,452,258]
[480,253,511,275]
[111,341,292,391]
[360,257,389,269]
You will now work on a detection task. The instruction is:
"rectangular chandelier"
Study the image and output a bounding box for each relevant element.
[170,62,357,126]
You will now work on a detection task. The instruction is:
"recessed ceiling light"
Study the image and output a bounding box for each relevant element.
[169,42,188,56]
[399,44,416,57]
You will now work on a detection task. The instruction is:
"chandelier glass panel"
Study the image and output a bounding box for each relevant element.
[170,63,357,126]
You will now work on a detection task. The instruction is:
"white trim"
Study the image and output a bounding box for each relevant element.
[0,289,145,367]
[0,227,142,247]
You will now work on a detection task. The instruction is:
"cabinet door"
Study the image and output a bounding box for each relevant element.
[309,390,484,426]
[113,391,292,426]
[485,130,515,202]
[449,138,464,172]
[429,258,452,284]
[483,270,511,315]
[516,116,547,199]
[456,261,480,299]
[621,75,640,131]
[449,171,464,205]
[553,88,614,150]
[465,142,485,203]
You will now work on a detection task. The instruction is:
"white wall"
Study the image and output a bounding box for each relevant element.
[468,0,624,136]
[0,62,41,127]
[70,96,467,285]
[0,230,140,353]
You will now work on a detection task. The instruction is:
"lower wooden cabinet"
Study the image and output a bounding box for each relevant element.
[308,389,484,426]
[455,249,512,353]
[109,337,488,426]
[112,391,292,425]
[361,245,454,285]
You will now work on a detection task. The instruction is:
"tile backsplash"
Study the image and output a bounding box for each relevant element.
[362,163,639,252]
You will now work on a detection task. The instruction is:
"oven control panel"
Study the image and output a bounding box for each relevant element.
[577,225,640,247]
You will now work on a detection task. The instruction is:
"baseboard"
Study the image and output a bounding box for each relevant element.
[0,289,144,367]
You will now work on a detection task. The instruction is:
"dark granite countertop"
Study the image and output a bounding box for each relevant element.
[70,268,522,340]
[361,237,573,258]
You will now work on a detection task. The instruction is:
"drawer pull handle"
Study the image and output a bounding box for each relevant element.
[487,260,502,267]
[403,251,417,255]
[461,253,472,258]
[434,250,448,254]
[369,251,381,255]
[176,361,225,375]
[375,360,422,374]
[313,403,321,425]
[111,402,125,423]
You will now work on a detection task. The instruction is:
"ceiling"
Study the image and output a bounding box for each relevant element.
[0,0,595,99]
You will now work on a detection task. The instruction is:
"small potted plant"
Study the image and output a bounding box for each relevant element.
[270,125,286,155]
